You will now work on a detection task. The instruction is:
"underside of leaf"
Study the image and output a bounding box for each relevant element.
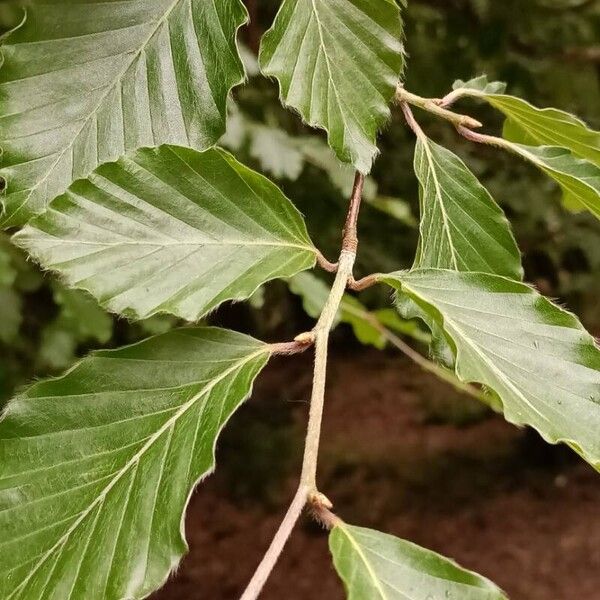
[0,327,270,600]
[382,269,600,470]
[14,146,317,321]
[0,0,248,226]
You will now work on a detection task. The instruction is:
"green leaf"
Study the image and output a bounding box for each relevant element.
[453,75,600,166]
[14,146,317,321]
[0,327,271,600]
[454,76,600,168]
[505,143,600,218]
[452,77,600,219]
[330,522,507,600]
[0,0,248,226]
[381,269,600,469]
[452,75,507,96]
[259,0,405,173]
[412,135,522,279]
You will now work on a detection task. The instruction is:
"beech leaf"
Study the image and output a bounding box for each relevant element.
[505,143,600,219]
[453,76,600,167]
[0,0,248,226]
[330,522,507,600]
[14,146,317,321]
[259,0,405,173]
[0,327,271,600]
[382,269,600,470]
[412,135,522,279]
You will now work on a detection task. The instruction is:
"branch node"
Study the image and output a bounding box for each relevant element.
[294,331,316,345]
[307,493,340,530]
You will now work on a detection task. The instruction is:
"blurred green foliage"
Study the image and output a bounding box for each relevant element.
[0,0,598,406]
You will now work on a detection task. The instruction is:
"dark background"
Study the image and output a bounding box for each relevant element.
[1,0,599,598]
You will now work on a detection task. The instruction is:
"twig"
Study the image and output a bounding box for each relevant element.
[300,250,356,491]
[240,174,364,600]
[316,250,339,273]
[457,125,512,149]
[239,485,308,600]
[400,102,426,140]
[397,86,482,129]
[342,172,365,252]
[371,315,487,404]
[348,273,381,292]
[269,337,314,356]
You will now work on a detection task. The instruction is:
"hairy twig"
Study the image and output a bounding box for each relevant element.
[347,273,381,292]
[269,337,314,356]
[316,249,339,273]
[342,172,365,252]
[239,485,308,600]
[457,125,513,149]
[240,174,364,600]
[397,86,482,129]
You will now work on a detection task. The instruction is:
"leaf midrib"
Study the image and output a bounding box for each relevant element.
[29,238,315,251]
[489,96,600,158]
[338,524,389,600]
[403,281,552,428]
[4,347,267,599]
[417,137,459,269]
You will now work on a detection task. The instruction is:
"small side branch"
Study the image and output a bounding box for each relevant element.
[457,125,513,150]
[397,87,482,129]
[269,335,315,356]
[316,250,339,273]
[348,273,380,292]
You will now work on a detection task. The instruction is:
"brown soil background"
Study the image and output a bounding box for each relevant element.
[152,348,600,600]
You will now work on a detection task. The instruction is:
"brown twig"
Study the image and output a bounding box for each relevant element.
[316,250,339,273]
[342,172,365,252]
[269,336,314,356]
[348,273,381,292]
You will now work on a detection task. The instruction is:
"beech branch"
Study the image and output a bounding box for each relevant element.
[240,173,364,600]
[397,86,482,129]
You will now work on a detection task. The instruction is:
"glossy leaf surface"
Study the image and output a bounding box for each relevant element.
[508,144,600,219]
[259,0,404,173]
[0,327,270,600]
[412,135,522,279]
[330,522,507,600]
[382,269,600,469]
[453,76,600,167]
[0,0,247,226]
[15,146,317,321]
